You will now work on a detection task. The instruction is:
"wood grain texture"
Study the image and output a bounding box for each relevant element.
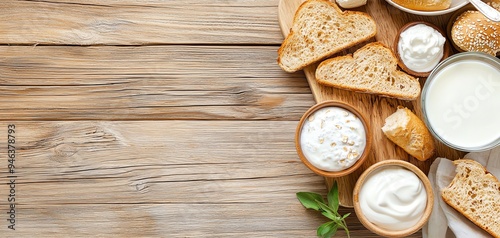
[278,0,465,207]
[0,121,420,237]
[0,45,314,120]
[0,0,472,236]
[0,0,283,45]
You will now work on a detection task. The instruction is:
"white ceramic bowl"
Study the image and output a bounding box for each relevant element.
[385,0,468,15]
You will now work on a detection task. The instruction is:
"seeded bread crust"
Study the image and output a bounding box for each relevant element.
[441,159,500,238]
[451,10,500,56]
[277,0,376,72]
[315,42,421,100]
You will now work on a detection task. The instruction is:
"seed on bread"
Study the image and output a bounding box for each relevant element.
[451,10,500,56]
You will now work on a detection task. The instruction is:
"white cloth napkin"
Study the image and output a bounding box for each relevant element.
[422,146,500,238]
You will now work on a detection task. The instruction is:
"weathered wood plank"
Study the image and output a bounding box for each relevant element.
[0,121,316,204]
[0,0,283,45]
[0,45,313,120]
[0,121,331,236]
[12,204,392,237]
[0,1,432,236]
[0,121,420,237]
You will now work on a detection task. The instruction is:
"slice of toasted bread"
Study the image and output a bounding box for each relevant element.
[277,0,376,73]
[315,42,421,100]
[391,0,451,11]
[441,159,500,238]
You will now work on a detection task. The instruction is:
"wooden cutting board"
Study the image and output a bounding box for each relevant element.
[278,0,465,207]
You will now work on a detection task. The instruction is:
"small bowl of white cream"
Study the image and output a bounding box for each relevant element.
[353,160,433,237]
[421,52,500,152]
[295,100,372,177]
[394,21,451,77]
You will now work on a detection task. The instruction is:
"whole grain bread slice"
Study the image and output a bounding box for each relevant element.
[441,159,500,238]
[315,42,420,100]
[277,0,376,72]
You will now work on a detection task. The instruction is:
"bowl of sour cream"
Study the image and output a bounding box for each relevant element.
[353,160,433,237]
[394,21,451,77]
[295,100,372,177]
[421,52,500,152]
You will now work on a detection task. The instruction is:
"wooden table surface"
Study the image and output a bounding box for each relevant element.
[0,0,468,237]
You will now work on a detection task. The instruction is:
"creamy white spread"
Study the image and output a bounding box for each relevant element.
[359,166,427,231]
[398,24,446,73]
[336,0,367,8]
[300,107,366,172]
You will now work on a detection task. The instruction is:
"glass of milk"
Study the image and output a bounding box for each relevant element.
[421,52,500,152]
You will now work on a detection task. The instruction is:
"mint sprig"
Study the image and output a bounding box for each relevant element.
[296,181,350,238]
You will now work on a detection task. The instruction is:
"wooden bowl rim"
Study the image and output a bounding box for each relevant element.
[394,21,452,78]
[294,100,372,178]
[352,160,434,237]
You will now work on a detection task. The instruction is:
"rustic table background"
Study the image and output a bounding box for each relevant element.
[0,0,466,237]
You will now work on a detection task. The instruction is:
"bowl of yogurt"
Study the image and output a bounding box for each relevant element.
[295,100,372,177]
[353,160,434,237]
[394,21,451,77]
[421,52,500,152]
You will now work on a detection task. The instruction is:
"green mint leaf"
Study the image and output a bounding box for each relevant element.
[321,210,342,223]
[323,223,339,238]
[320,210,337,221]
[317,202,341,222]
[317,221,337,238]
[316,200,334,214]
[296,192,325,211]
[327,181,339,212]
[337,218,350,237]
[296,188,350,237]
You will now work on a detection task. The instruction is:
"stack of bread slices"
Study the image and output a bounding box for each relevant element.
[277,0,421,100]
[278,1,500,237]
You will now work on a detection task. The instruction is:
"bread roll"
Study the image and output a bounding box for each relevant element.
[441,159,500,238]
[391,0,451,11]
[451,10,500,56]
[381,107,435,161]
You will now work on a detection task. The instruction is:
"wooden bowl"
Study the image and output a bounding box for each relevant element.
[353,160,434,237]
[294,100,372,178]
[394,21,452,77]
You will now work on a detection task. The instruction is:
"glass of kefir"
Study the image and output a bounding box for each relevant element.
[421,52,500,152]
